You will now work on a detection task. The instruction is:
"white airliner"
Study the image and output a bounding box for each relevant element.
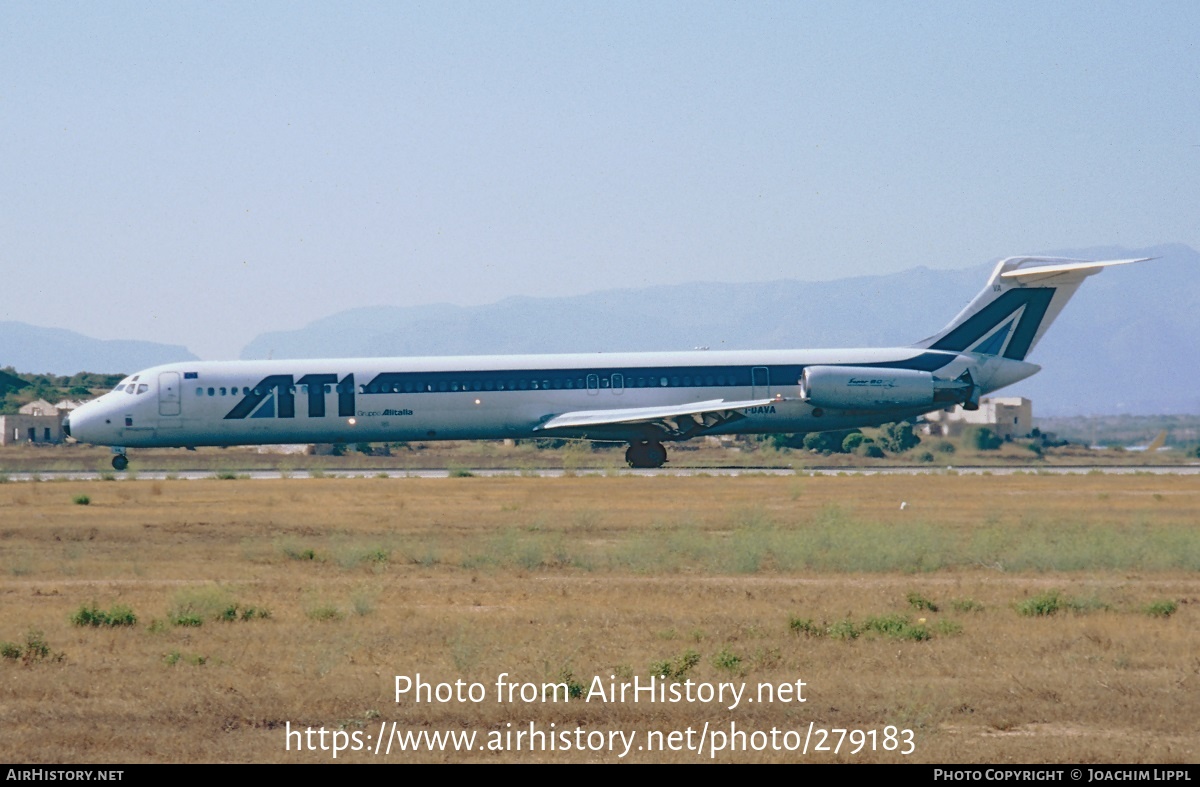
[65,256,1144,470]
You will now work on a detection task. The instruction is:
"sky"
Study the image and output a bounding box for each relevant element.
[3,1,1198,360]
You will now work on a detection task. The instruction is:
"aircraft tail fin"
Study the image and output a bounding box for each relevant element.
[914,256,1150,361]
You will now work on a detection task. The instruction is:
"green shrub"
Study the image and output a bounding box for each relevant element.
[650,649,701,682]
[827,618,860,640]
[1144,600,1178,618]
[950,598,984,613]
[3,629,61,665]
[907,592,939,612]
[71,603,137,627]
[72,494,90,506]
[1015,591,1062,617]
[863,614,931,641]
[712,647,743,673]
[788,617,823,637]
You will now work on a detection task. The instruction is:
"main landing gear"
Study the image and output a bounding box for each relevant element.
[111,448,129,471]
[625,440,668,469]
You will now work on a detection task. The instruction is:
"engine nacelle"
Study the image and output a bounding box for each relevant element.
[799,366,937,410]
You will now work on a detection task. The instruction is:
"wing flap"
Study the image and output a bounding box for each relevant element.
[535,397,782,439]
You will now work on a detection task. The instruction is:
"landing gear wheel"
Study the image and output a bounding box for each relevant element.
[625,441,668,469]
[112,455,129,471]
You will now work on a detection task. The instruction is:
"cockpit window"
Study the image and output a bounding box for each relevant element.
[137,384,149,394]
[114,384,126,392]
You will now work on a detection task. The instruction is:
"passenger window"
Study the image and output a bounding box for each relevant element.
[208,388,215,396]
[196,388,203,396]
[220,387,227,396]
[660,377,669,387]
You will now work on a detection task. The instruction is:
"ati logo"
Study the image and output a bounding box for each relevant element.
[225,374,355,420]
[744,405,777,415]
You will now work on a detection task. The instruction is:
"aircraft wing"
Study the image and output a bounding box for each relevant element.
[534,397,782,440]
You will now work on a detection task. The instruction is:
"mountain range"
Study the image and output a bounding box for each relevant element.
[5,244,1196,415]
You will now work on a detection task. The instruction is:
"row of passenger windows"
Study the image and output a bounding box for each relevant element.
[194,372,769,398]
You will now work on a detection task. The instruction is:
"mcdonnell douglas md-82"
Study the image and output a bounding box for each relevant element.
[65,256,1143,470]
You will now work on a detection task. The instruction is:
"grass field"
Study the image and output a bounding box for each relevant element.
[0,473,1196,763]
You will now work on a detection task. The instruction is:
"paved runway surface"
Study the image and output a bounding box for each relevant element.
[4,465,1199,481]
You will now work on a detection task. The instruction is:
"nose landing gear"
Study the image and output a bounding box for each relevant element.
[625,440,668,469]
[111,449,128,471]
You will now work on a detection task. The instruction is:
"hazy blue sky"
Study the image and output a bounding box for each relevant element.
[3,1,1198,359]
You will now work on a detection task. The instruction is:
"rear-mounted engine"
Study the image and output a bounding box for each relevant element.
[799,366,978,410]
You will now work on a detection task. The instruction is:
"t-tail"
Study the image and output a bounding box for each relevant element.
[915,256,1151,360]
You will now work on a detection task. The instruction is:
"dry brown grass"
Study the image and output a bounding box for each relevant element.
[0,474,1196,763]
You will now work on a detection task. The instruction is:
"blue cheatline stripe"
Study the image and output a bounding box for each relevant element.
[929,288,1054,361]
[217,354,962,419]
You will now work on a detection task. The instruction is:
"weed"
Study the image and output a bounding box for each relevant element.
[827,618,860,640]
[950,598,985,613]
[1015,591,1062,617]
[554,669,586,700]
[351,592,375,617]
[571,509,602,532]
[2,629,62,666]
[306,604,343,621]
[164,650,208,667]
[214,471,243,480]
[1144,600,1178,618]
[1065,596,1112,614]
[70,603,137,627]
[712,647,743,673]
[650,649,701,682]
[72,494,90,506]
[863,614,931,641]
[906,592,939,612]
[281,543,318,561]
[788,617,823,637]
[935,620,964,636]
[168,587,267,626]
[448,465,475,478]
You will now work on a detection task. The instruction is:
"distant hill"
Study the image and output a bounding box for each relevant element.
[241,244,1199,416]
[0,322,198,376]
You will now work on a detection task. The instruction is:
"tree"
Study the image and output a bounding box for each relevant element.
[877,422,921,453]
[965,426,1003,451]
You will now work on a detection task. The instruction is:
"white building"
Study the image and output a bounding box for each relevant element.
[923,397,1033,441]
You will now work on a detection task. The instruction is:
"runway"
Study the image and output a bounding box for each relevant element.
[4,465,1199,481]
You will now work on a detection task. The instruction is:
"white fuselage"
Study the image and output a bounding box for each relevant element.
[65,346,1036,450]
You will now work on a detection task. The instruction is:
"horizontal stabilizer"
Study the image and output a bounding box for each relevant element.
[999,257,1151,283]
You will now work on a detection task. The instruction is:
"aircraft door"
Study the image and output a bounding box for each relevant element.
[611,373,624,395]
[751,366,770,399]
[158,372,181,416]
[586,374,599,395]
